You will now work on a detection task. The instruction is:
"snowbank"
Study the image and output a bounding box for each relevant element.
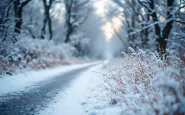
[0,62,100,95]
[94,48,185,115]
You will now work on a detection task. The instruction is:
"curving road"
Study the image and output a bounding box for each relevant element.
[0,63,99,115]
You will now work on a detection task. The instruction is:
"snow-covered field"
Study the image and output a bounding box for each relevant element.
[0,62,100,95]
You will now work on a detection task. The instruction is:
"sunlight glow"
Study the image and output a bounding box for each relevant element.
[94,0,107,16]
[101,17,122,41]
[93,0,122,41]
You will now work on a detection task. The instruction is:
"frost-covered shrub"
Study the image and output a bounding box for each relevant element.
[0,35,77,75]
[69,32,91,56]
[102,47,185,115]
[17,37,77,60]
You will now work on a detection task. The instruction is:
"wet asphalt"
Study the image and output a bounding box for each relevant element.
[0,64,97,115]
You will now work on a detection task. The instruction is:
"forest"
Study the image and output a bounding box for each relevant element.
[0,0,185,115]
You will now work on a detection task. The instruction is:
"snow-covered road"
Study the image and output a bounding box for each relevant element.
[38,61,122,115]
[38,64,104,115]
[0,62,103,115]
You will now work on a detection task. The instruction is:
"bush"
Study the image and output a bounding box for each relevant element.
[102,47,185,115]
[0,35,78,75]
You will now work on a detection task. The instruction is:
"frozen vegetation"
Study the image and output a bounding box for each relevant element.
[0,0,185,115]
[86,48,185,115]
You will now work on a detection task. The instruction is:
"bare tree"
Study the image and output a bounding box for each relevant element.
[137,0,185,55]
[113,0,185,56]
[113,0,150,49]
[64,0,90,43]
[41,0,53,40]
[13,0,32,34]
[0,0,13,41]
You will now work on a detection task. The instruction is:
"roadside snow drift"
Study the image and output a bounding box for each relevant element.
[0,62,100,95]
[38,63,122,115]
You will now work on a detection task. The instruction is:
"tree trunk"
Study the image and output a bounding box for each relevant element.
[14,7,23,33]
[41,0,53,40]
[156,0,174,56]
[13,0,31,34]
[47,11,52,40]
[65,6,73,43]
[65,23,73,43]
[41,12,47,39]
[0,0,12,41]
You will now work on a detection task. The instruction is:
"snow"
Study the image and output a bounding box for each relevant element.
[38,63,122,115]
[38,65,103,115]
[0,62,100,95]
[1,47,184,115]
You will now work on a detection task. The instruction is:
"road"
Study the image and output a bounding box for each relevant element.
[0,63,100,115]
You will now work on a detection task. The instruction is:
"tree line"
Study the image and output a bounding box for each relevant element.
[0,0,90,45]
[112,0,185,56]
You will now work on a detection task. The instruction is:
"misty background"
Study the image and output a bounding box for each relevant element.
[0,0,184,74]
